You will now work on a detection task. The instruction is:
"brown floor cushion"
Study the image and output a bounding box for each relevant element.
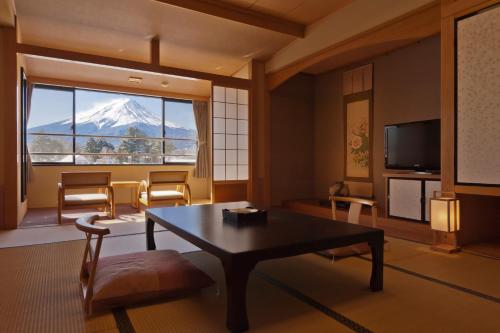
[85,250,214,312]
[319,242,371,258]
[319,240,389,259]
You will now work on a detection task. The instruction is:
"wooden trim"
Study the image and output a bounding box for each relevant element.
[16,43,251,89]
[382,172,441,180]
[249,60,271,207]
[455,185,500,197]
[440,14,455,193]
[0,25,18,229]
[27,76,210,101]
[442,0,500,18]
[213,180,248,185]
[153,0,305,37]
[150,37,160,66]
[266,1,440,90]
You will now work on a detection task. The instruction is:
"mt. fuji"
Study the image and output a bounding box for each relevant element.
[29,98,196,140]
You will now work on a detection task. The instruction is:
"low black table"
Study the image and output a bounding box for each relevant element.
[145,201,384,332]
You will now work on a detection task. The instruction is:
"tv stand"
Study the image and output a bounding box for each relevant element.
[383,172,441,222]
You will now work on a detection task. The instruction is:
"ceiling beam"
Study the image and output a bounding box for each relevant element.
[153,0,305,38]
[150,37,160,66]
[28,76,210,101]
[0,0,15,27]
[16,43,251,89]
[266,1,441,90]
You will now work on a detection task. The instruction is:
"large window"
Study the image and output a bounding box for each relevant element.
[27,85,197,165]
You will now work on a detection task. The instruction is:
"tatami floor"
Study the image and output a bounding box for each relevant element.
[1,207,499,332]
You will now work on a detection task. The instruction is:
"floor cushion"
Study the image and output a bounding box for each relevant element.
[65,193,108,205]
[86,250,214,312]
[140,190,184,201]
[319,242,371,258]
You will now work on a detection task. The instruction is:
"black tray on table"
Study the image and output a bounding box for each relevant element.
[222,207,267,226]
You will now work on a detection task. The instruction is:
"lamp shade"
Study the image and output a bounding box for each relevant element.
[430,197,460,232]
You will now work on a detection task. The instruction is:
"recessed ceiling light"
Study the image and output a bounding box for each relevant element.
[215,66,223,70]
[128,76,142,83]
[117,48,124,53]
[161,81,169,88]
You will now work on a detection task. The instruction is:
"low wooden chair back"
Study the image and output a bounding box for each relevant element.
[61,172,112,189]
[330,196,378,227]
[149,171,188,186]
[75,215,110,314]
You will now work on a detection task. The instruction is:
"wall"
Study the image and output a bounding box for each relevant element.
[0,29,5,224]
[314,35,441,211]
[28,165,210,208]
[270,73,315,206]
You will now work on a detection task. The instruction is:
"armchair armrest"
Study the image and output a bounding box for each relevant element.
[75,215,110,236]
[139,180,151,205]
[139,180,148,194]
[184,183,192,205]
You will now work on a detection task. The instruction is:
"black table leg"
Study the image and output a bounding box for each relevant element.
[222,260,256,333]
[146,217,156,251]
[369,237,384,291]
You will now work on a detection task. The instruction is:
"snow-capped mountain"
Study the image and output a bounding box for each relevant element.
[72,98,163,128]
[29,98,196,140]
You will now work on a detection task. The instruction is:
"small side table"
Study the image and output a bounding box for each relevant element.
[111,181,140,209]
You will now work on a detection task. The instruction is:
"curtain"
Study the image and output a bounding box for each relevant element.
[26,81,35,182]
[192,100,209,178]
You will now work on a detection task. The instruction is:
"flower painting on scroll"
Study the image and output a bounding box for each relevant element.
[345,99,371,179]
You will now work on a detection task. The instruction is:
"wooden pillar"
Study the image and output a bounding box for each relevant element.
[0,24,18,229]
[439,0,499,247]
[249,60,271,208]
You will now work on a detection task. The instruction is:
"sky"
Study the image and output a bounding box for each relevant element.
[28,86,196,130]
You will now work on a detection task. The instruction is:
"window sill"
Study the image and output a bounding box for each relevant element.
[32,163,196,167]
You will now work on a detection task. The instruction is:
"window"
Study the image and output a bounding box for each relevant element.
[212,86,249,181]
[164,99,198,163]
[27,85,197,165]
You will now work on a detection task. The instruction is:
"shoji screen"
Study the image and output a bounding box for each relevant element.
[456,5,500,185]
[212,86,249,181]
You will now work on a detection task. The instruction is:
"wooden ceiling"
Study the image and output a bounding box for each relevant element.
[24,56,212,98]
[14,0,350,77]
[220,0,352,25]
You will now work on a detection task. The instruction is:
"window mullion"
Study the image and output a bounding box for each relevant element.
[162,98,166,165]
[72,88,76,165]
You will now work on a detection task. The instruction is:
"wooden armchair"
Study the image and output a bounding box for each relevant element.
[323,196,379,259]
[58,172,114,224]
[76,215,214,315]
[139,171,191,208]
[330,196,378,228]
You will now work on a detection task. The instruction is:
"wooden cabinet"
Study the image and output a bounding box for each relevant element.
[384,173,441,223]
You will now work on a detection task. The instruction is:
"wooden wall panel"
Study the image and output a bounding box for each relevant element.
[342,64,373,95]
[213,182,248,203]
[0,26,18,229]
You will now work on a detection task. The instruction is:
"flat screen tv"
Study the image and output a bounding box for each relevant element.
[384,119,440,172]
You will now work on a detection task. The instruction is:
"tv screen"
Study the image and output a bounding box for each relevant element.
[385,119,440,171]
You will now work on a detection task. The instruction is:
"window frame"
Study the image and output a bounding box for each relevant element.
[27,84,197,166]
